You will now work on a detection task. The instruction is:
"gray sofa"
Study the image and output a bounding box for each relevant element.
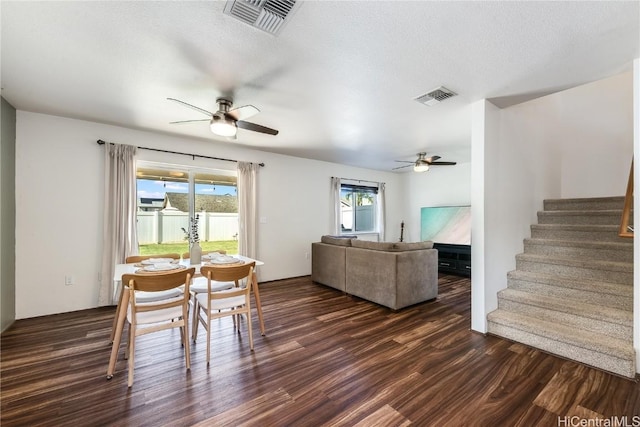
[311,236,438,310]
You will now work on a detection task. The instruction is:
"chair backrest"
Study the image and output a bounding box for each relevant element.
[182,249,227,260]
[123,267,196,294]
[200,262,255,293]
[125,253,180,263]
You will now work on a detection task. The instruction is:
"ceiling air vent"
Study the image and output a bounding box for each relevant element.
[224,0,298,36]
[415,86,457,107]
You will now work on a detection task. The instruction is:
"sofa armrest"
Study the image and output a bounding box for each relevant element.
[311,242,346,291]
[395,249,438,309]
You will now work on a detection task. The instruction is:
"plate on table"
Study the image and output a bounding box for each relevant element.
[210,256,241,265]
[141,258,176,265]
[202,252,224,261]
[143,263,180,271]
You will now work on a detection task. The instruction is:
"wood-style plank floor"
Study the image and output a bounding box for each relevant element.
[2,274,638,426]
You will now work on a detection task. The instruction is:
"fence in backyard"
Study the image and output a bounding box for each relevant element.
[137,211,239,244]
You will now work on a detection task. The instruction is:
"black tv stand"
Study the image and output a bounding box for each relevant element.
[433,243,471,276]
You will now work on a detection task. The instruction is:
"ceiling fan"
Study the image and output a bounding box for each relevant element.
[167,97,279,138]
[393,152,457,172]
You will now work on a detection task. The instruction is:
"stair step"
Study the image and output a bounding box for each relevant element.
[487,310,636,378]
[543,196,625,211]
[497,288,632,340]
[530,224,625,243]
[523,238,633,262]
[537,210,624,225]
[507,270,633,311]
[516,253,633,284]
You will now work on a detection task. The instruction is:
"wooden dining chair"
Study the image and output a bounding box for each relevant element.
[120,267,195,387]
[110,253,182,341]
[193,262,256,365]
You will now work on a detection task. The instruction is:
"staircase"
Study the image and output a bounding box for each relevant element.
[487,196,636,378]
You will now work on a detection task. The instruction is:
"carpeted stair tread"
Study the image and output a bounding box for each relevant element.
[487,310,635,359]
[487,310,635,377]
[498,288,632,327]
[507,270,632,298]
[531,224,621,232]
[523,238,633,262]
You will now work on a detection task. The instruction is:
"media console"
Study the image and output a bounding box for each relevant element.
[433,243,471,277]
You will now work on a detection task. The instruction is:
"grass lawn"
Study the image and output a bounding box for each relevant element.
[139,240,239,256]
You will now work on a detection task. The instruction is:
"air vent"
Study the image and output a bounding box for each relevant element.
[415,86,457,106]
[224,0,298,35]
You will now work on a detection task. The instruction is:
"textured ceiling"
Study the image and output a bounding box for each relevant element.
[1,1,638,171]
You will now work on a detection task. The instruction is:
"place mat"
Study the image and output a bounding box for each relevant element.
[134,260,179,267]
[202,259,245,267]
[134,264,187,274]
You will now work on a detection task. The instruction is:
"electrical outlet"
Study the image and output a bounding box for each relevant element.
[305,252,310,260]
[65,275,74,286]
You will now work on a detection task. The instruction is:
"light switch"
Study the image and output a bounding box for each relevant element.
[259,216,267,224]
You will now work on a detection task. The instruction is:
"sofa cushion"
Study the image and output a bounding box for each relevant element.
[391,241,434,251]
[320,235,356,246]
[350,240,434,251]
[350,240,395,251]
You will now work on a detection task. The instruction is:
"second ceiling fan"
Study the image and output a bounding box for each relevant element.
[168,97,279,138]
[393,152,457,172]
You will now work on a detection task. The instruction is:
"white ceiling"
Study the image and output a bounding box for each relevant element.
[1,1,638,171]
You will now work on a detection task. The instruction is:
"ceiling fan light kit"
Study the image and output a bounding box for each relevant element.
[210,115,237,137]
[414,163,429,172]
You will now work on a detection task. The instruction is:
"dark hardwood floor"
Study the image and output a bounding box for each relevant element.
[2,274,638,426]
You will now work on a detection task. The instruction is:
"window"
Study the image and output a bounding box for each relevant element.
[135,162,238,256]
[340,184,378,234]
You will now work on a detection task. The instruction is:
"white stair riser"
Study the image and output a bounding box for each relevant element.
[523,242,633,263]
[497,298,631,340]
[516,258,633,284]
[487,322,635,378]
[507,279,633,311]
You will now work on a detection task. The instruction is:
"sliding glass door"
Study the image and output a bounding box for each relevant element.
[135,162,238,256]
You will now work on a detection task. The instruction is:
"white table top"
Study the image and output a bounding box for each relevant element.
[113,255,263,281]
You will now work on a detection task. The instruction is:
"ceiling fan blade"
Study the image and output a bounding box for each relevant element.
[430,161,457,166]
[167,97,213,117]
[227,105,260,121]
[394,160,415,164]
[425,155,441,163]
[169,119,210,124]
[236,120,279,135]
[392,164,413,170]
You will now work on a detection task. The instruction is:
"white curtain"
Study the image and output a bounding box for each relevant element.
[377,182,386,241]
[331,177,341,235]
[98,143,138,306]
[237,162,259,259]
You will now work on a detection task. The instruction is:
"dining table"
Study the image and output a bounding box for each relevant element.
[107,255,265,379]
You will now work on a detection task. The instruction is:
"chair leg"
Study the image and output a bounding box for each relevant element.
[206,314,211,366]
[247,304,253,351]
[191,300,199,342]
[182,309,191,370]
[128,327,136,387]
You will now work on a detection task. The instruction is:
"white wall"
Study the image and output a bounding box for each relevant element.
[14,112,403,318]
[471,71,634,333]
[1,97,17,332]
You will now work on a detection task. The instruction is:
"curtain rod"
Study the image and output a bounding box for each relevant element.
[96,139,265,167]
[334,176,385,185]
